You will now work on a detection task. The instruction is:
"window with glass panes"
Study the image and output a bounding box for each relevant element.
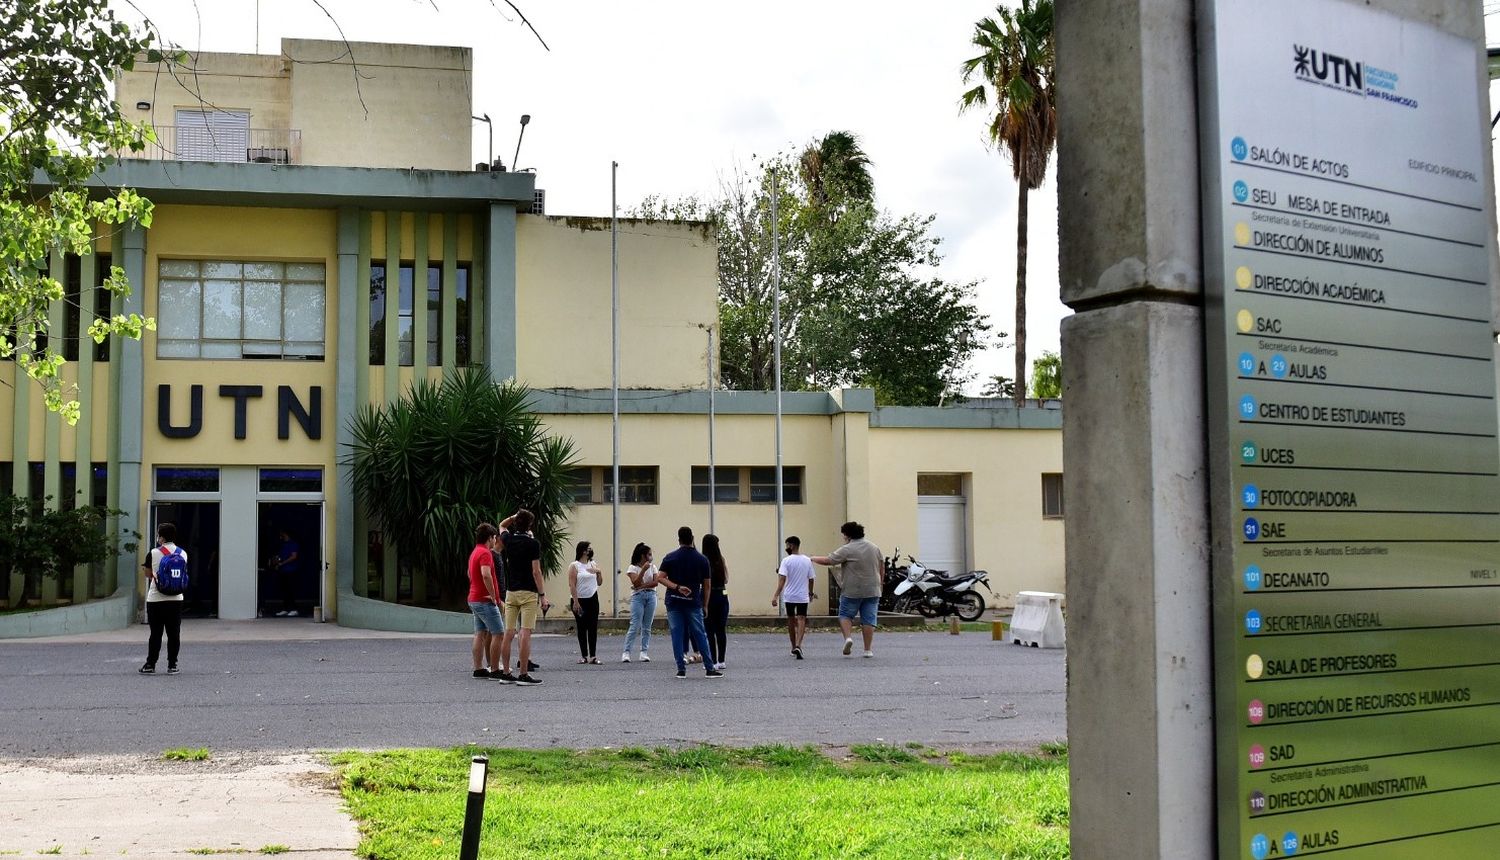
[156,260,325,358]
[1042,473,1064,519]
[568,466,659,504]
[370,261,472,366]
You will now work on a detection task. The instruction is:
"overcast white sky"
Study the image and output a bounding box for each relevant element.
[110,0,1063,393]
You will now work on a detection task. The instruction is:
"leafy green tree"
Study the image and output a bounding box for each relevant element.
[0,495,133,609]
[639,137,991,406]
[982,375,1015,399]
[1,0,162,423]
[960,0,1057,407]
[1029,350,1061,398]
[346,368,579,609]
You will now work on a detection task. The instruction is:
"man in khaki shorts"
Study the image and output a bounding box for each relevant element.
[498,509,550,685]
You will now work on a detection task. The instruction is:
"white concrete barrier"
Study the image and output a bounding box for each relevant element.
[1010,590,1066,648]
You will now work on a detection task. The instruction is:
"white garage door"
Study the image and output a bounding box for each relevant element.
[917,496,966,575]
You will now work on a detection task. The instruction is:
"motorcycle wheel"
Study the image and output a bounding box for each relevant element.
[954,591,986,622]
[916,602,939,618]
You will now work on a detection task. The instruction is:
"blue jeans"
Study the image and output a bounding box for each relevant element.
[624,590,657,655]
[665,601,713,671]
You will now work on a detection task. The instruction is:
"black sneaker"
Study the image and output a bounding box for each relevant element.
[166,665,180,675]
[706,669,724,678]
[528,660,541,671]
[473,669,489,679]
[138,664,155,674]
[674,669,686,678]
[493,671,516,684]
[793,648,803,660]
[514,673,541,686]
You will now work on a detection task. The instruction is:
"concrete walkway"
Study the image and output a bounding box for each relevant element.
[0,752,358,858]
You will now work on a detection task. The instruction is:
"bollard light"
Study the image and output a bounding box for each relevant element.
[459,755,489,860]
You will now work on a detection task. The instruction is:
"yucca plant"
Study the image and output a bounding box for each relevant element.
[345,368,579,609]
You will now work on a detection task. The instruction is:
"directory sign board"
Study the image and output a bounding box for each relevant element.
[1199,1,1500,856]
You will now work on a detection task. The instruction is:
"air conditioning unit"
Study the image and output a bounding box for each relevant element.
[530,189,545,215]
[247,147,290,164]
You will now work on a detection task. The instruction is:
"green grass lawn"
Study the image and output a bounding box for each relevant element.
[332,744,1069,860]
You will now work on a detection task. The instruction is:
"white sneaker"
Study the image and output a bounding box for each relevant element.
[620,653,631,663]
[713,662,726,670]
[863,650,874,658]
[842,638,854,656]
[639,653,651,662]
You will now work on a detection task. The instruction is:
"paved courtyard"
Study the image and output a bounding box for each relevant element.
[0,621,1067,756]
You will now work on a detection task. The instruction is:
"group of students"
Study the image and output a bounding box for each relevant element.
[467,516,888,682]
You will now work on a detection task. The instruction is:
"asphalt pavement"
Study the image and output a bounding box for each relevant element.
[0,620,1067,756]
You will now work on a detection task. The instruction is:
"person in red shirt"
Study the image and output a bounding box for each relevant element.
[467,523,505,679]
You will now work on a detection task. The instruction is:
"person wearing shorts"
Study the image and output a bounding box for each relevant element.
[811,521,884,658]
[498,509,550,685]
[467,523,505,679]
[771,536,817,659]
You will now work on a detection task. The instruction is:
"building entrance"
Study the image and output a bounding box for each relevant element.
[257,502,322,618]
[148,501,220,618]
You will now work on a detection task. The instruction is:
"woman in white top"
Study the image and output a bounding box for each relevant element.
[569,541,603,663]
[621,542,658,662]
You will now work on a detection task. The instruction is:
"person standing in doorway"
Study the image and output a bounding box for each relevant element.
[268,528,301,617]
[621,542,657,662]
[139,522,186,675]
[656,526,721,679]
[702,534,731,669]
[772,535,817,659]
[467,523,504,679]
[498,509,549,685]
[811,521,884,658]
[569,541,602,664]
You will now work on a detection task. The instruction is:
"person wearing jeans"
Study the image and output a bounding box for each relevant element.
[656,526,722,678]
[622,543,658,662]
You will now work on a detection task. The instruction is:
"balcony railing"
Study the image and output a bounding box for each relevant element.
[123,126,302,165]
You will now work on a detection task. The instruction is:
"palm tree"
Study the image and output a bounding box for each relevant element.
[960,0,1057,407]
[346,368,579,609]
[798,130,875,221]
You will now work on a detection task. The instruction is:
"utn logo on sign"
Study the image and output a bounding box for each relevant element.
[1292,44,1416,109]
[1293,44,1362,94]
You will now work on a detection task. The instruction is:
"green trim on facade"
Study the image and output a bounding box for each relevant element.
[76,248,97,602]
[412,213,430,378]
[470,213,484,377]
[336,590,475,634]
[105,233,122,596]
[383,211,401,405]
[335,207,361,605]
[485,204,515,381]
[114,223,147,600]
[11,319,29,498]
[72,161,536,211]
[870,405,1064,430]
[444,215,461,376]
[44,251,64,512]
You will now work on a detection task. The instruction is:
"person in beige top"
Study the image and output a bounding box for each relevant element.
[811,521,884,658]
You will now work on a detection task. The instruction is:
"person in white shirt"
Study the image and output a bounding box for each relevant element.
[569,541,603,663]
[140,522,187,675]
[621,542,658,662]
[771,536,817,659]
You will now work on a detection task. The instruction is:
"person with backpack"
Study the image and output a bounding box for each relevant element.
[140,522,188,675]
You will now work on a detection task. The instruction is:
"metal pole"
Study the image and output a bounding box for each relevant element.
[611,161,621,618]
[772,170,785,550]
[458,755,489,860]
[707,326,716,535]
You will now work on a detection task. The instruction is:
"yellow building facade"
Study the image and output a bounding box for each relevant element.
[1,39,1063,636]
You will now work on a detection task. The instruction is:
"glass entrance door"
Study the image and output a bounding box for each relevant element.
[148,501,221,618]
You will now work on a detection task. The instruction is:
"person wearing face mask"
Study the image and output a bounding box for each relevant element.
[569,540,603,664]
[621,542,658,663]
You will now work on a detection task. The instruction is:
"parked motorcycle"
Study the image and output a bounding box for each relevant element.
[892,555,991,621]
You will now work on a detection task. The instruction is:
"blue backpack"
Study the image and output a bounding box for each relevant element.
[156,547,189,596]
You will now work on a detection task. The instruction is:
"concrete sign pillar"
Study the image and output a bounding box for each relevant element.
[1058,1,1489,858]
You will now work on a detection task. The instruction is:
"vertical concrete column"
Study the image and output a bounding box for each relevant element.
[115,223,147,600]
[486,203,517,381]
[335,207,359,613]
[1057,1,1211,857]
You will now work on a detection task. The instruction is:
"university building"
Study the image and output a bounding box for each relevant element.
[0,39,1063,636]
